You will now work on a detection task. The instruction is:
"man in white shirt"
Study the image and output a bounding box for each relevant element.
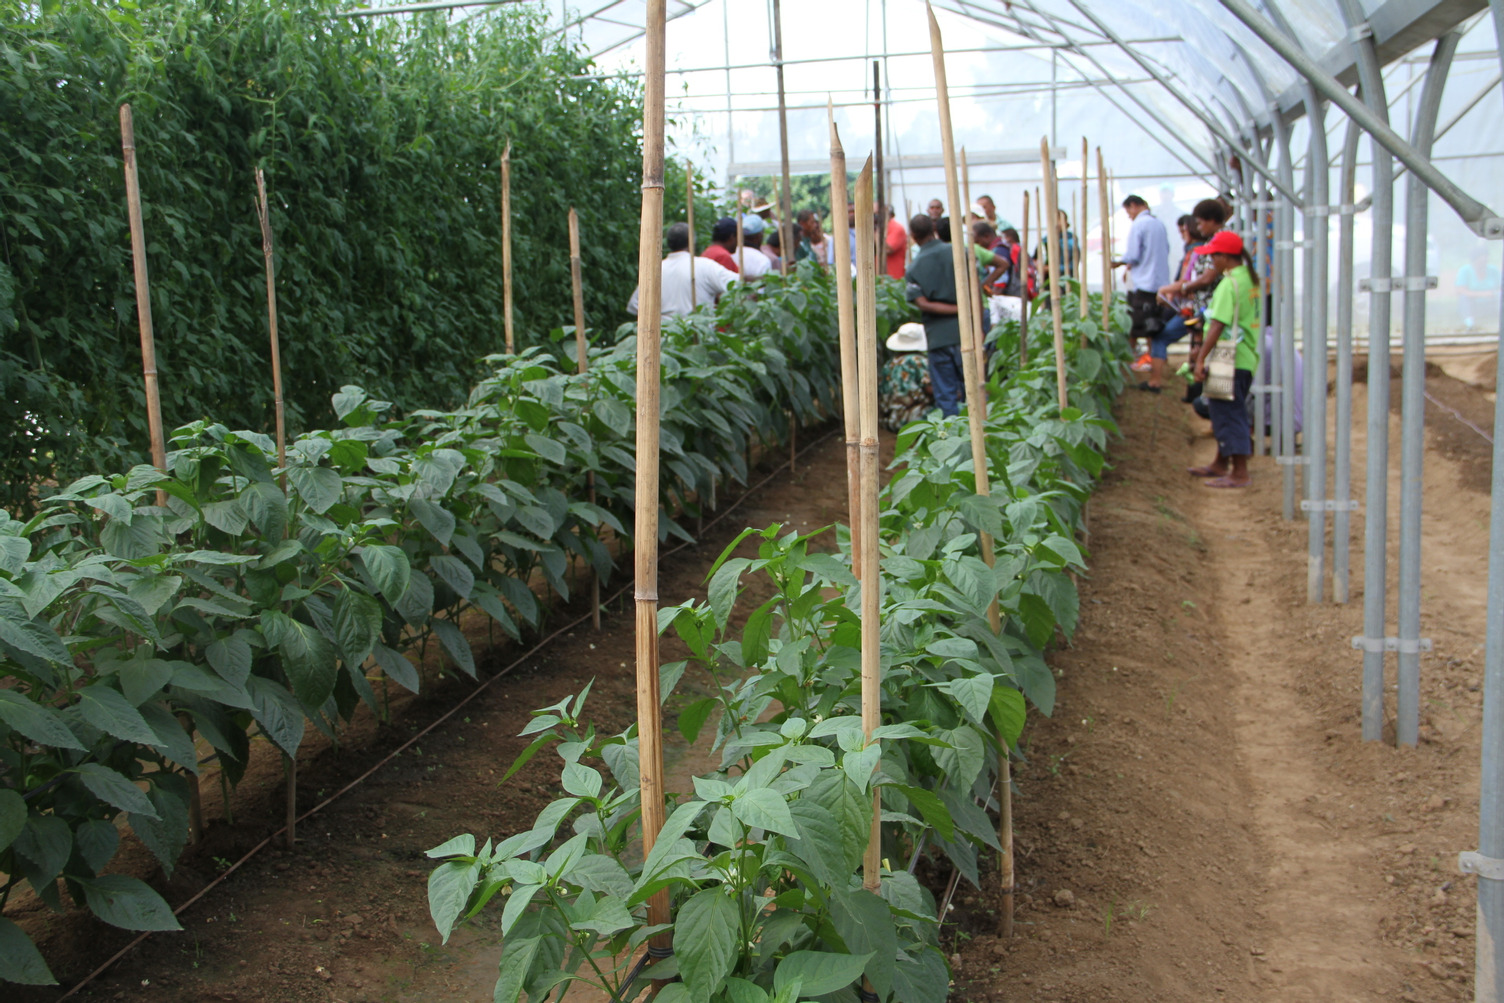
[737,216,773,279]
[626,222,737,319]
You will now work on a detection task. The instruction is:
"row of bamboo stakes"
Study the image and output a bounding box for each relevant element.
[120,0,1122,973]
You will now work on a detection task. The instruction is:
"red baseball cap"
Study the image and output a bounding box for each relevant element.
[1194,230,1245,256]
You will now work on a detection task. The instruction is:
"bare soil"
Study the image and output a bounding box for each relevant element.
[19,361,1499,1002]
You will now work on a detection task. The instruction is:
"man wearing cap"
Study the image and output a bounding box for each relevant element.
[880,322,933,431]
[736,216,772,279]
[904,213,965,418]
[626,221,737,320]
[1111,194,1171,365]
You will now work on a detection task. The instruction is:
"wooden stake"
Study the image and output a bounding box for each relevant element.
[828,109,862,579]
[686,162,696,309]
[634,0,672,960]
[119,104,167,507]
[873,60,885,274]
[1079,137,1090,327]
[254,169,287,486]
[772,0,794,281]
[1040,139,1069,415]
[1098,147,1113,333]
[854,159,882,894]
[1020,189,1031,368]
[736,213,746,276]
[569,208,600,632]
[501,142,514,354]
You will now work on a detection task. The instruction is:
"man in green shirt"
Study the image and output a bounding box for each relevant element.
[904,214,963,417]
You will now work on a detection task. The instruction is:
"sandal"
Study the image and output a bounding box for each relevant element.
[1203,476,1249,489]
[1186,465,1224,477]
[1136,381,1162,394]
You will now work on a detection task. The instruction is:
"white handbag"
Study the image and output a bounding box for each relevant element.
[1203,274,1242,402]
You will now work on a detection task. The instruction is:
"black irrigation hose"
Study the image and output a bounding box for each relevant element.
[56,424,842,1000]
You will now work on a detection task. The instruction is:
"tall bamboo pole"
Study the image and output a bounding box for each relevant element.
[829,108,863,579]
[1020,190,1031,367]
[772,0,794,281]
[501,143,514,354]
[119,104,168,504]
[960,148,989,412]
[254,169,287,483]
[686,162,696,309]
[1079,138,1090,327]
[569,208,600,632]
[854,160,883,895]
[1098,147,1112,332]
[776,175,789,278]
[634,0,672,962]
[1040,140,1069,414]
[873,60,885,273]
[736,214,745,276]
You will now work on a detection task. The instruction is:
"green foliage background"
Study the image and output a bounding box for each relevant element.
[0,0,645,512]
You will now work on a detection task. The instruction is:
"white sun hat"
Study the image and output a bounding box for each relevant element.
[885,322,928,352]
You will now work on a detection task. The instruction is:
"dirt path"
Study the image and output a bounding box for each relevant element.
[952,372,1492,1002]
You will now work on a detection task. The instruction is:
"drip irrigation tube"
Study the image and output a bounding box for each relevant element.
[1425,388,1495,445]
[57,423,842,1000]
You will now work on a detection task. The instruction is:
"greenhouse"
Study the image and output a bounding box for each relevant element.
[2,0,1503,1001]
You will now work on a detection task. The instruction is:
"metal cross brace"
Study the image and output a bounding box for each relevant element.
[1359,276,1438,293]
[1300,499,1361,512]
[1275,455,1312,465]
[1274,239,1309,250]
[1350,636,1434,654]
[1250,384,1283,394]
[1302,205,1357,217]
[1460,851,1504,880]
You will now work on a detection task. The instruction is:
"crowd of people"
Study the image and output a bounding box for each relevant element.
[626,181,1274,486]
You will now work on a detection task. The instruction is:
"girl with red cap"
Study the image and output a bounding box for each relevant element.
[1187,230,1262,487]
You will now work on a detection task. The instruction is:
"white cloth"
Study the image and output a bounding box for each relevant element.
[626,251,738,319]
[991,295,1023,326]
[736,246,772,279]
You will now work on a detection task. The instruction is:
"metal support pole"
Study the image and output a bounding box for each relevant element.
[1333,117,1359,605]
[1302,89,1330,604]
[1244,149,1266,457]
[1273,115,1298,522]
[1470,3,1504,995]
[1396,33,1459,747]
[1217,0,1497,236]
[1336,0,1396,743]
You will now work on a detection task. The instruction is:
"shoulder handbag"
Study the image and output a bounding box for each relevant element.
[1202,274,1242,401]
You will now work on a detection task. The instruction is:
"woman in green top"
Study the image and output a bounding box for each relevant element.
[1188,230,1261,488]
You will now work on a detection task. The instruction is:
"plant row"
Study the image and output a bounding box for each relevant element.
[0,265,903,987]
[424,289,1132,1003]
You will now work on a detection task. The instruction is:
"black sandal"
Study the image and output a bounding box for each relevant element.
[1136,381,1162,394]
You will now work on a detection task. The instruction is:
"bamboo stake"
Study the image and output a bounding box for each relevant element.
[569,208,600,632]
[119,104,167,507]
[737,214,745,276]
[772,0,794,282]
[634,0,672,963]
[1040,139,1069,415]
[254,169,287,484]
[1079,137,1090,327]
[1098,147,1112,332]
[854,159,882,894]
[960,148,988,415]
[501,142,514,354]
[828,107,862,579]
[776,174,789,278]
[686,162,696,309]
[1020,190,1031,368]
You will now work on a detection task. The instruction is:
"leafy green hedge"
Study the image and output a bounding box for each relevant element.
[0,0,644,512]
[424,289,1132,1003]
[0,264,907,987]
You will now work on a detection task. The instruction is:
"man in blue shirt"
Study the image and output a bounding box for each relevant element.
[904,214,965,417]
[1112,194,1170,369]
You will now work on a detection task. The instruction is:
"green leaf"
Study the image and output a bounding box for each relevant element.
[240,481,288,539]
[493,936,542,1003]
[430,555,475,600]
[132,779,191,874]
[75,763,159,819]
[0,690,84,750]
[0,917,56,985]
[561,761,603,800]
[724,977,770,1003]
[274,615,339,709]
[360,545,411,604]
[410,498,456,546]
[81,875,182,932]
[429,858,482,943]
[75,818,120,874]
[988,685,1027,749]
[0,536,30,575]
[77,685,160,745]
[706,557,750,631]
[566,854,633,899]
[934,726,985,792]
[948,674,994,726]
[206,632,252,687]
[0,788,26,854]
[431,618,476,678]
[676,889,739,1003]
[373,644,420,693]
[677,697,717,744]
[287,465,343,514]
[773,950,872,998]
[524,433,567,466]
[333,589,382,668]
[892,785,954,842]
[570,895,633,935]
[0,613,73,667]
[201,499,248,536]
[829,888,897,999]
[14,814,71,885]
[730,787,797,837]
